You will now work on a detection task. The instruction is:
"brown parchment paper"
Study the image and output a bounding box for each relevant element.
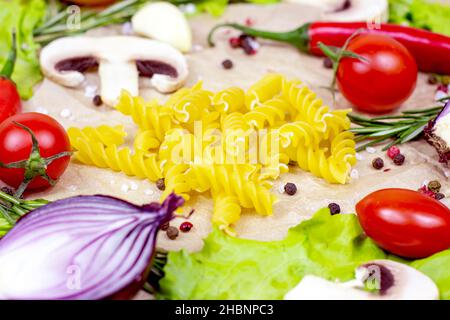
[10,3,449,298]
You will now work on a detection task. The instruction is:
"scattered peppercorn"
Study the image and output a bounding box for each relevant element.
[328,203,341,215]
[387,145,400,159]
[0,186,14,196]
[160,221,170,231]
[156,178,165,191]
[229,37,241,48]
[427,74,438,85]
[240,34,258,55]
[284,182,297,195]
[323,57,333,69]
[437,84,448,93]
[92,94,102,106]
[166,226,179,240]
[179,221,193,233]
[393,153,405,166]
[435,193,445,200]
[427,180,441,193]
[372,157,384,170]
[222,59,233,69]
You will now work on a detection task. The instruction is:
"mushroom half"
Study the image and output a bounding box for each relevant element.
[40,36,189,106]
[284,260,439,300]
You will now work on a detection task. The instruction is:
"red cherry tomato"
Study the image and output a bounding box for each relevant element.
[0,78,21,124]
[356,188,450,259]
[337,34,418,113]
[0,113,71,191]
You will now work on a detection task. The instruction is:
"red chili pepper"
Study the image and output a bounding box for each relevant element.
[208,22,450,75]
[0,31,21,125]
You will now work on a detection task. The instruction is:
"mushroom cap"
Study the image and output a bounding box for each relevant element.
[285,259,439,300]
[39,36,189,106]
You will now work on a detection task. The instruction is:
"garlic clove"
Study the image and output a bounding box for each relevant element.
[132,2,192,53]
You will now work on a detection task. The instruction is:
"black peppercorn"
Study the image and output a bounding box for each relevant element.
[0,186,14,196]
[328,203,341,215]
[156,178,165,191]
[393,153,405,166]
[427,74,438,85]
[435,193,445,200]
[372,157,384,170]
[428,180,441,193]
[323,57,333,69]
[284,183,297,196]
[222,59,233,69]
[92,95,102,106]
[166,226,179,240]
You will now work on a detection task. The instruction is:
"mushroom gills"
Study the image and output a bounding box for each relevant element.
[424,101,450,165]
[39,36,189,107]
[284,260,439,300]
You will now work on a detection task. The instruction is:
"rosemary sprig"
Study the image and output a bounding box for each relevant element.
[0,190,48,236]
[33,0,255,45]
[349,106,444,152]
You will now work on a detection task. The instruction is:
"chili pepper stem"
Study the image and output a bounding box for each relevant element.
[207,22,310,52]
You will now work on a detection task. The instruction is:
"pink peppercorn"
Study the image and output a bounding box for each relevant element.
[229,37,241,49]
[387,146,400,159]
[179,221,193,233]
[418,185,436,198]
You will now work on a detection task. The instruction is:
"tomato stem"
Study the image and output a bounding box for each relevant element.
[0,122,72,198]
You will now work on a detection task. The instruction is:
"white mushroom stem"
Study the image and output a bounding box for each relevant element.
[284,260,439,300]
[40,36,189,107]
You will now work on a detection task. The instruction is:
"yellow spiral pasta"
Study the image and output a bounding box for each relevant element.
[212,87,246,113]
[70,74,357,234]
[72,139,162,182]
[68,125,126,147]
[115,90,173,141]
[245,74,284,110]
[288,132,356,184]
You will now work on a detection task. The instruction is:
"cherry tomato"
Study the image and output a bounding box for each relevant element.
[356,188,450,259]
[337,34,418,113]
[0,113,71,191]
[0,77,21,124]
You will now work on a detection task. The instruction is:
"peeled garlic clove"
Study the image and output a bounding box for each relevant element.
[132,2,192,53]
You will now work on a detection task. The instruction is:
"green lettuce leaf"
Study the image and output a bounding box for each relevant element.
[388,0,450,36]
[412,250,450,300]
[159,209,386,300]
[0,0,46,99]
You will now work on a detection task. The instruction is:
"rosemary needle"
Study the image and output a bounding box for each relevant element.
[348,106,442,152]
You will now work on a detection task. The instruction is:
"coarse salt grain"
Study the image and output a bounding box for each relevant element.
[109,179,116,185]
[60,109,72,118]
[144,189,154,196]
[84,85,98,98]
[365,147,376,154]
[180,3,196,14]
[355,153,364,161]
[66,185,78,191]
[350,169,359,179]
[121,184,130,193]
[278,184,285,194]
[130,182,139,191]
[192,44,204,52]
[435,90,448,102]
[35,107,49,115]
[121,22,133,35]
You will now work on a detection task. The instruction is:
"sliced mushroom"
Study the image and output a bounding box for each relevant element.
[285,0,388,23]
[40,36,189,106]
[132,2,192,53]
[284,260,439,300]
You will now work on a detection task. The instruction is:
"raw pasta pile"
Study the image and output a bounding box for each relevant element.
[68,74,357,234]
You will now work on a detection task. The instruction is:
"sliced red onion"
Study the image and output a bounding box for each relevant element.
[424,101,450,164]
[0,193,183,300]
